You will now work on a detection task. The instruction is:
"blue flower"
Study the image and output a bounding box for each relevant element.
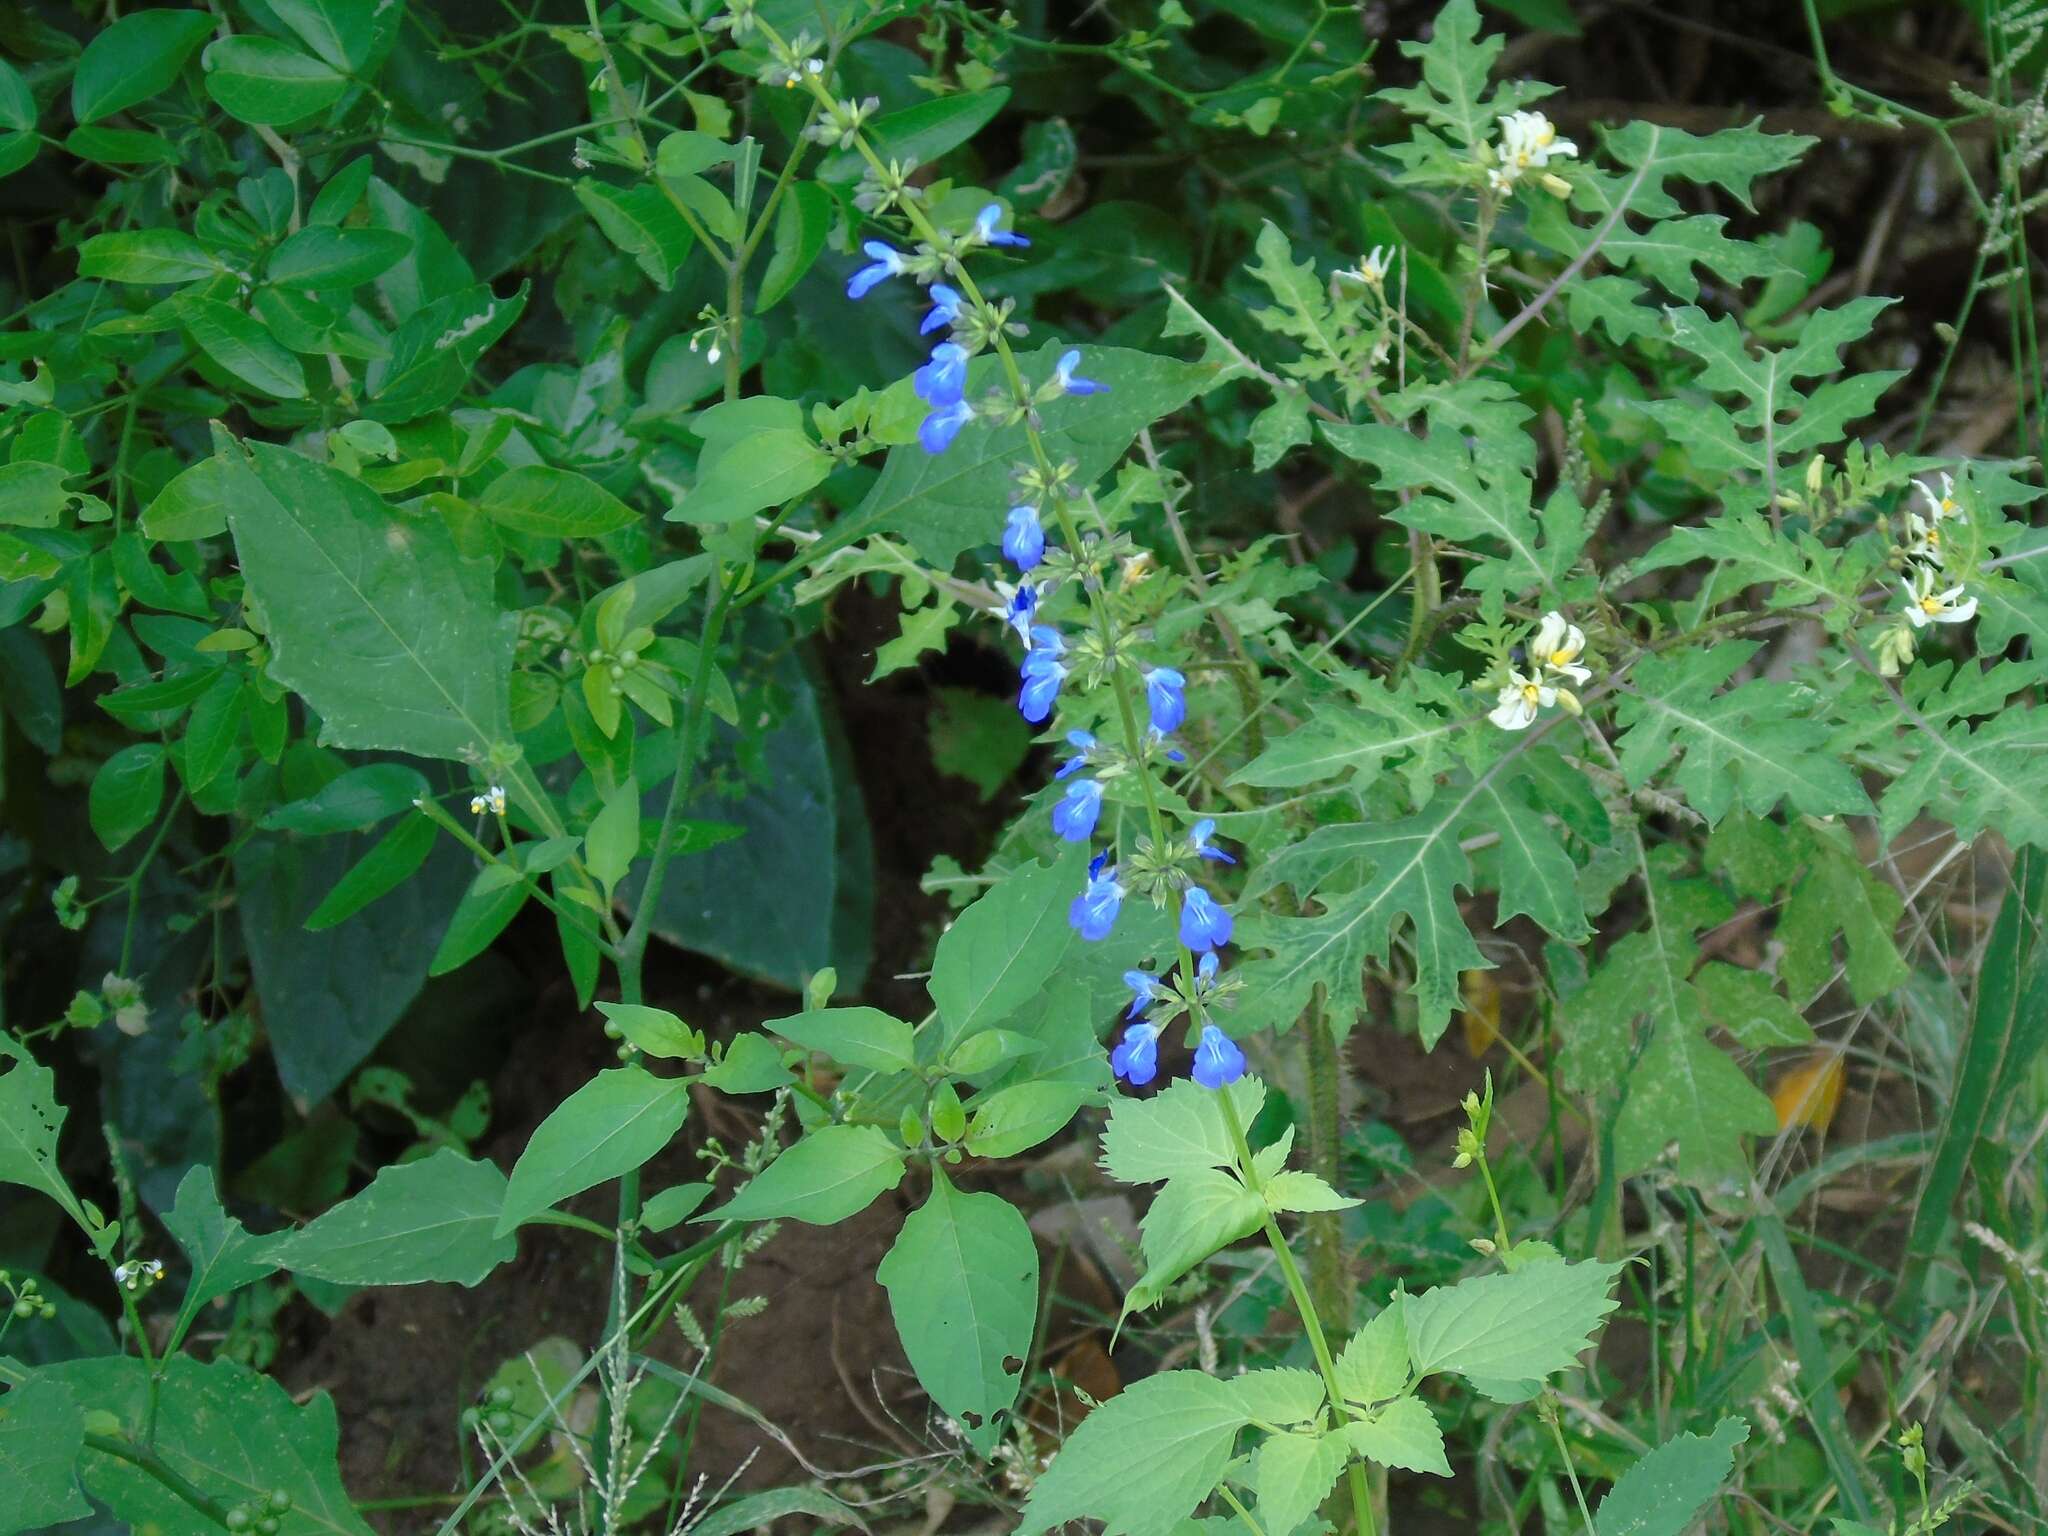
[975,203,1030,248]
[1180,886,1232,951]
[1189,818,1235,864]
[1052,778,1104,842]
[919,397,974,455]
[914,342,968,405]
[999,583,1039,643]
[1191,1024,1246,1089]
[1111,1022,1161,1086]
[1197,950,1219,987]
[1053,349,1107,396]
[1003,503,1045,570]
[1070,856,1123,941]
[846,241,906,299]
[920,283,963,335]
[1054,730,1096,779]
[1123,969,1160,1018]
[1145,666,1187,735]
[1019,632,1067,723]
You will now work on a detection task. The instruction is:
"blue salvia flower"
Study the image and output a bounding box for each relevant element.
[913,341,968,405]
[1051,778,1104,842]
[999,582,1039,642]
[920,283,963,335]
[1179,886,1233,951]
[1123,969,1160,1018]
[1054,730,1096,779]
[846,241,907,299]
[919,397,974,455]
[1069,855,1123,941]
[1018,628,1067,723]
[1002,503,1046,570]
[975,203,1030,248]
[1145,666,1187,735]
[1111,1021,1161,1086]
[1191,1024,1246,1089]
[1189,818,1235,864]
[1197,950,1219,988]
[1053,349,1107,397]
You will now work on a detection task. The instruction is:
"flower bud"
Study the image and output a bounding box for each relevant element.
[1805,454,1825,495]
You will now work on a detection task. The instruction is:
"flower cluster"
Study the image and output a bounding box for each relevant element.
[1489,610,1593,731]
[842,167,1243,1093]
[1486,109,1576,196]
[1877,473,1976,675]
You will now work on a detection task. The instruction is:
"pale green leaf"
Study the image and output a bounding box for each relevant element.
[700,1124,904,1226]
[1015,1371,1249,1536]
[275,1149,515,1285]
[1594,1417,1749,1536]
[498,1068,690,1234]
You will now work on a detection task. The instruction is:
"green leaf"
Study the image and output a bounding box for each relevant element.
[305,812,437,929]
[482,464,638,538]
[364,281,528,422]
[79,228,221,285]
[262,763,428,833]
[274,1149,516,1285]
[1693,963,1813,1047]
[163,1165,279,1344]
[90,743,167,852]
[928,849,1082,1050]
[72,9,215,124]
[1228,1368,1326,1425]
[1128,1167,1265,1311]
[429,867,530,976]
[1340,1396,1449,1476]
[178,297,308,399]
[686,1488,867,1536]
[584,773,641,895]
[965,1081,1092,1158]
[267,226,413,288]
[1335,1297,1410,1406]
[43,1354,375,1536]
[1594,1417,1748,1536]
[142,455,233,541]
[0,1038,107,1245]
[699,1124,904,1226]
[1100,1075,1265,1184]
[1616,1009,1777,1184]
[225,439,513,761]
[1404,1257,1622,1391]
[1263,1169,1359,1213]
[877,1173,1037,1455]
[0,57,34,132]
[595,1002,705,1060]
[203,35,348,124]
[1232,675,1462,799]
[817,88,1010,181]
[269,0,399,74]
[1015,1371,1249,1536]
[671,428,831,525]
[181,668,244,791]
[854,345,1216,570]
[768,1006,916,1075]
[1254,1430,1349,1536]
[757,180,831,313]
[575,179,695,289]
[0,1375,90,1532]
[498,1068,691,1234]
[1778,825,1907,1005]
[236,830,468,1102]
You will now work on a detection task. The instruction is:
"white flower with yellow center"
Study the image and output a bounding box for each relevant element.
[1489,669,1555,731]
[1914,472,1965,527]
[1339,245,1396,288]
[1490,110,1577,191]
[469,784,507,816]
[1900,566,1977,629]
[1903,511,1946,567]
[1531,609,1592,685]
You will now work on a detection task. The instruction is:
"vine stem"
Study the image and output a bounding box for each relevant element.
[83,1433,232,1528]
[1219,1089,1378,1536]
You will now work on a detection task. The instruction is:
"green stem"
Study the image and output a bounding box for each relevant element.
[1219,1090,1377,1536]
[1302,987,1347,1330]
[83,1433,232,1528]
[1541,1397,1598,1536]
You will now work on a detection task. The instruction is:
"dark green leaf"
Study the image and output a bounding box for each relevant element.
[203,35,348,124]
[72,10,215,125]
[90,743,167,852]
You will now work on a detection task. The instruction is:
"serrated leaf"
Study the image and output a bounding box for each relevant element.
[1614,1018,1777,1183]
[1128,1167,1264,1311]
[1404,1257,1622,1388]
[1263,1169,1359,1213]
[1014,1371,1249,1536]
[1336,1298,1409,1406]
[1100,1076,1266,1184]
[1254,1430,1349,1536]
[1340,1396,1450,1476]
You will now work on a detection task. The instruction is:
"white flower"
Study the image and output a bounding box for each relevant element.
[1491,110,1577,190]
[1339,245,1397,287]
[114,1259,163,1292]
[1531,610,1592,684]
[1914,472,1966,526]
[1903,511,1946,567]
[1489,669,1554,731]
[1900,567,1977,629]
[469,785,507,816]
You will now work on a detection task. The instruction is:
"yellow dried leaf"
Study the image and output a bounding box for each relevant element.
[1772,1052,1844,1133]
[1460,970,1500,1058]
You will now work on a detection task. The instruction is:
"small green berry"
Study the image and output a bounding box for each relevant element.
[268,1490,292,1513]
[257,1516,280,1535]
[225,1507,252,1531]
